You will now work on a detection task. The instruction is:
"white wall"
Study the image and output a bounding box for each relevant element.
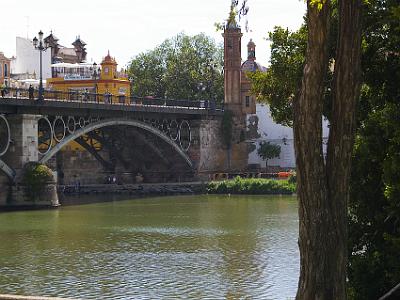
[11,37,51,80]
[247,103,330,169]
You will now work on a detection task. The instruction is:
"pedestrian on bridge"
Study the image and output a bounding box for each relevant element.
[28,85,34,100]
[0,84,6,98]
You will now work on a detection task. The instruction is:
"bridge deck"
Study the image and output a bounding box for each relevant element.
[0,97,223,118]
[0,89,223,118]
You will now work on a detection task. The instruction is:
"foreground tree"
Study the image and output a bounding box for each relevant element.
[294,0,362,298]
[230,0,361,296]
[247,0,399,296]
[128,33,224,101]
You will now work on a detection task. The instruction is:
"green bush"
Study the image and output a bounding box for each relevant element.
[22,162,54,201]
[206,176,296,195]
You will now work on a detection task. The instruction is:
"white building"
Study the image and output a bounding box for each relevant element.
[11,37,51,80]
[240,39,329,170]
[247,104,329,169]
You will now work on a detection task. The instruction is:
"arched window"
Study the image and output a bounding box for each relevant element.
[4,64,8,77]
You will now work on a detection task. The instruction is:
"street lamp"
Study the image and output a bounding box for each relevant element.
[128,75,134,103]
[32,30,50,101]
[91,62,101,102]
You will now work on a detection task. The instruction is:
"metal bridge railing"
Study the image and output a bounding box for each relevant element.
[0,87,224,112]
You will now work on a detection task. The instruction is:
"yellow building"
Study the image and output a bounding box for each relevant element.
[0,52,11,87]
[47,51,130,102]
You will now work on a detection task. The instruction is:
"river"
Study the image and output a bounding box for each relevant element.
[0,195,299,300]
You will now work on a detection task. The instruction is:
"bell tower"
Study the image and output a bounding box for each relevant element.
[247,39,256,61]
[220,5,248,172]
[100,51,118,80]
[223,7,243,113]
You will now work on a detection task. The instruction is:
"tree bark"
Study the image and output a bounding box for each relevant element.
[294,0,362,299]
[326,0,362,297]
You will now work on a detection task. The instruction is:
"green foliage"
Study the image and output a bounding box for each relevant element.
[348,0,400,298]
[22,163,54,201]
[206,177,296,195]
[221,110,233,148]
[309,0,327,10]
[128,33,224,102]
[248,20,336,127]
[247,26,307,127]
[257,141,281,168]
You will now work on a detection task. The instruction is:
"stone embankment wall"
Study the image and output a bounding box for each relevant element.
[59,182,206,198]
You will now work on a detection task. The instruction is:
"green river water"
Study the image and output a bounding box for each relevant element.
[0,195,299,300]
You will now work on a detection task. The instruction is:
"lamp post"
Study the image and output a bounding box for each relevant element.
[128,75,134,103]
[91,62,101,102]
[32,30,50,101]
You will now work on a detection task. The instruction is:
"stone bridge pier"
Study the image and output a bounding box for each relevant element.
[0,114,59,207]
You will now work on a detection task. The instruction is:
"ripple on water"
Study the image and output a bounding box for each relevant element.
[0,195,299,300]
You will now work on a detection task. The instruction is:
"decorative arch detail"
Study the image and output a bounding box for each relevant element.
[39,118,193,168]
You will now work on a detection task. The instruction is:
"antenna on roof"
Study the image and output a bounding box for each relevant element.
[25,16,30,39]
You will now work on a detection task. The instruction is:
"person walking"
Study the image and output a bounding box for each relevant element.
[28,85,34,100]
[0,84,6,98]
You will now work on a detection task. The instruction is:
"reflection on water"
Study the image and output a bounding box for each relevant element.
[0,195,299,300]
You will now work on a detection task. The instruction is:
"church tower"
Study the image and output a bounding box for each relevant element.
[223,7,243,113]
[221,6,248,171]
[247,39,256,61]
[100,51,118,80]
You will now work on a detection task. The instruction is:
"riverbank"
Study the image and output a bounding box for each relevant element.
[1,179,297,211]
[206,177,296,195]
[60,178,296,198]
[59,181,206,196]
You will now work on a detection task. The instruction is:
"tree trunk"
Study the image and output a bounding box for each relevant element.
[326,0,362,297]
[294,0,362,299]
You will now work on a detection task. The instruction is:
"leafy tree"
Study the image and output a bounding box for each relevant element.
[128,33,224,102]
[348,0,400,298]
[248,25,307,127]
[257,141,281,170]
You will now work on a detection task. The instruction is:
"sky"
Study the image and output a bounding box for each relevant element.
[0,0,306,68]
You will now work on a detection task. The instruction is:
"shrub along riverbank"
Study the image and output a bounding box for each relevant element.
[206,176,296,195]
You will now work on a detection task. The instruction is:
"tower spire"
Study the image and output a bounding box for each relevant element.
[222,6,243,112]
[247,39,256,61]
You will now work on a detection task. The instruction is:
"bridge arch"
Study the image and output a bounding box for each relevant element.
[39,118,193,168]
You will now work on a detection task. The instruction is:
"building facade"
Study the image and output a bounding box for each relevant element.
[47,52,130,101]
[223,14,329,170]
[0,52,12,86]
